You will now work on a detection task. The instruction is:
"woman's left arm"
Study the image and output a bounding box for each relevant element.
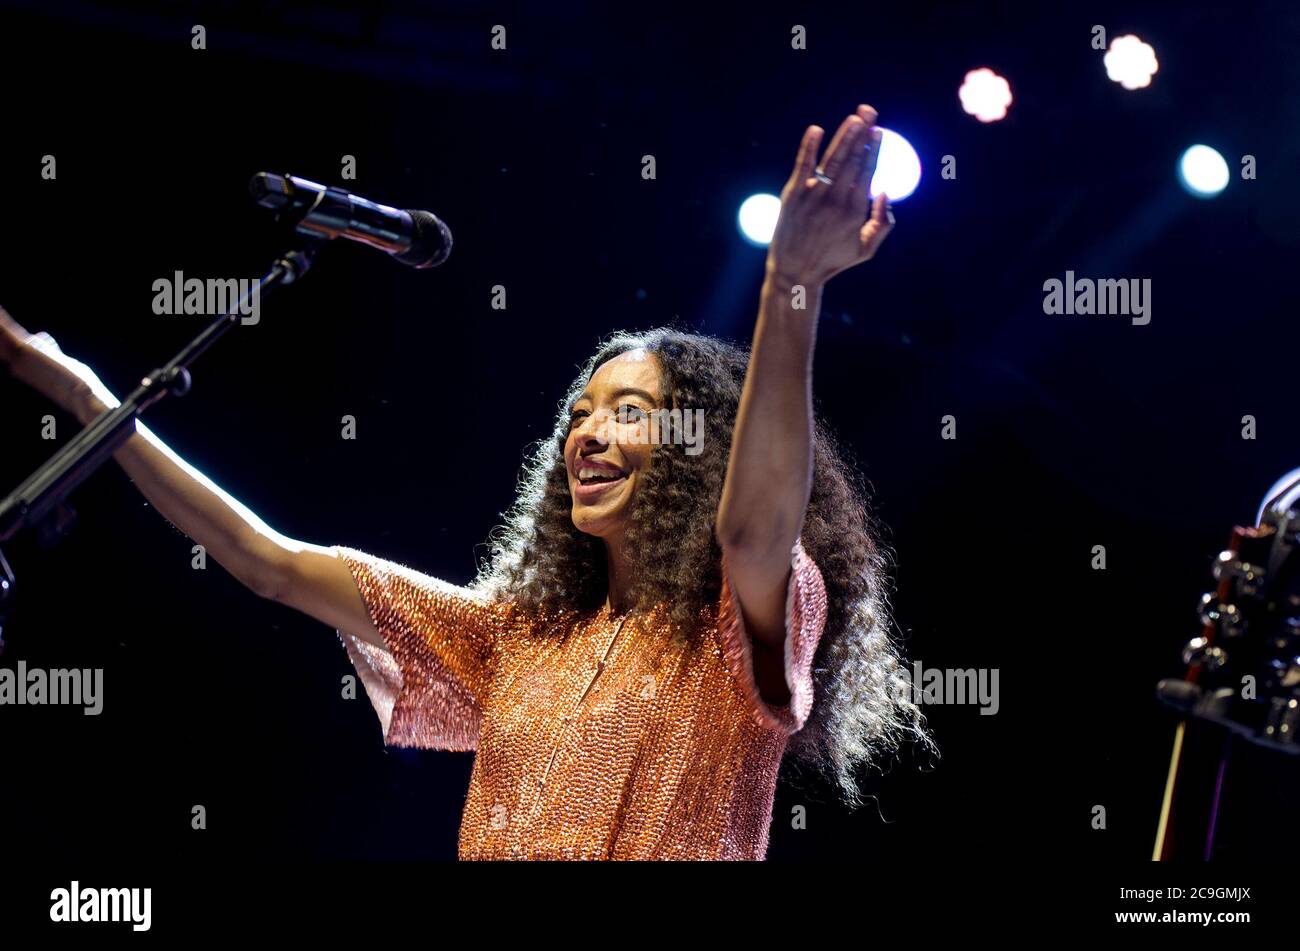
[716,105,894,698]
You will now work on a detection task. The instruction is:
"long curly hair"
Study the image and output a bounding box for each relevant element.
[475,328,934,806]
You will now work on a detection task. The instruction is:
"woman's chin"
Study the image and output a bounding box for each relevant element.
[571,505,626,539]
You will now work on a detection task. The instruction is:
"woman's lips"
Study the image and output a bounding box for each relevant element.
[574,473,627,502]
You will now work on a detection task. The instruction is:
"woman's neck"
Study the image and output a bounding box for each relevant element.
[603,535,635,615]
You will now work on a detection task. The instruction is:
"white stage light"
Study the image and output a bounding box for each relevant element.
[737,193,781,245]
[869,128,922,202]
[1178,145,1229,198]
[1104,34,1159,90]
[959,68,1013,122]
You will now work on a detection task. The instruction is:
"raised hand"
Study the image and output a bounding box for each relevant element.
[766,104,895,288]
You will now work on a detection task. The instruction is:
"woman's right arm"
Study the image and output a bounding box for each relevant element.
[0,306,383,648]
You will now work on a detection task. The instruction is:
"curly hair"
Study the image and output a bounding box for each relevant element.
[475,327,934,807]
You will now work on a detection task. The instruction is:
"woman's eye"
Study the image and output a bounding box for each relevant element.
[618,404,647,422]
[568,412,589,430]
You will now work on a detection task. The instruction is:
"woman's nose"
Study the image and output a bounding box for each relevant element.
[573,409,612,446]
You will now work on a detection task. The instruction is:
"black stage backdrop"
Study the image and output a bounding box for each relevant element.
[0,0,1297,920]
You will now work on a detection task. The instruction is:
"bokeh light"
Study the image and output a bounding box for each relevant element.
[1178,145,1229,198]
[1104,34,1159,89]
[737,192,782,245]
[869,127,922,201]
[959,67,1013,122]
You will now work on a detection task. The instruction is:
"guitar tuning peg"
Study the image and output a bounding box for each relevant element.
[1198,594,1243,635]
[1198,593,1217,625]
[1212,552,1266,595]
[1182,636,1227,670]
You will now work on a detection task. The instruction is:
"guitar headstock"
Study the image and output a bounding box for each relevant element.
[1159,472,1300,753]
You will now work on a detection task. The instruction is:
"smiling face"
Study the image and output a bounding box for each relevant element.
[564,348,664,540]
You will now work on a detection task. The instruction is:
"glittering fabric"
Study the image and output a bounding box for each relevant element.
[333,540,827,860]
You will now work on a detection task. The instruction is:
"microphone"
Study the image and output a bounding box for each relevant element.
[249,172,452,269]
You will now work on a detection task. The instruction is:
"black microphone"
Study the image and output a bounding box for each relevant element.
[249,172,452,269]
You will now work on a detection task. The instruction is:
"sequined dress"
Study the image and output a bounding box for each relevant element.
[333,540,827,860]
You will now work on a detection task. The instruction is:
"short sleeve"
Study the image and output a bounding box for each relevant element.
[332,545,508,752]
[717,539,828,735]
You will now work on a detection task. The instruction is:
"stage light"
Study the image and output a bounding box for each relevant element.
[869,128,922,202]
[1178,145,1229,198]
[959,68,1013,122]
[1104,34,1158,89]
[737,193,781,245]
[740,126,922,245]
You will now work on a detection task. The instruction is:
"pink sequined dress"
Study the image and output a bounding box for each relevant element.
[333,539,827,860]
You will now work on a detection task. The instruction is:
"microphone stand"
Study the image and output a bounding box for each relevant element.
[0,239,323,655]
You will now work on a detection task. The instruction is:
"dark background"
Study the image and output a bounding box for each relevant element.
[1,0,1297,870]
